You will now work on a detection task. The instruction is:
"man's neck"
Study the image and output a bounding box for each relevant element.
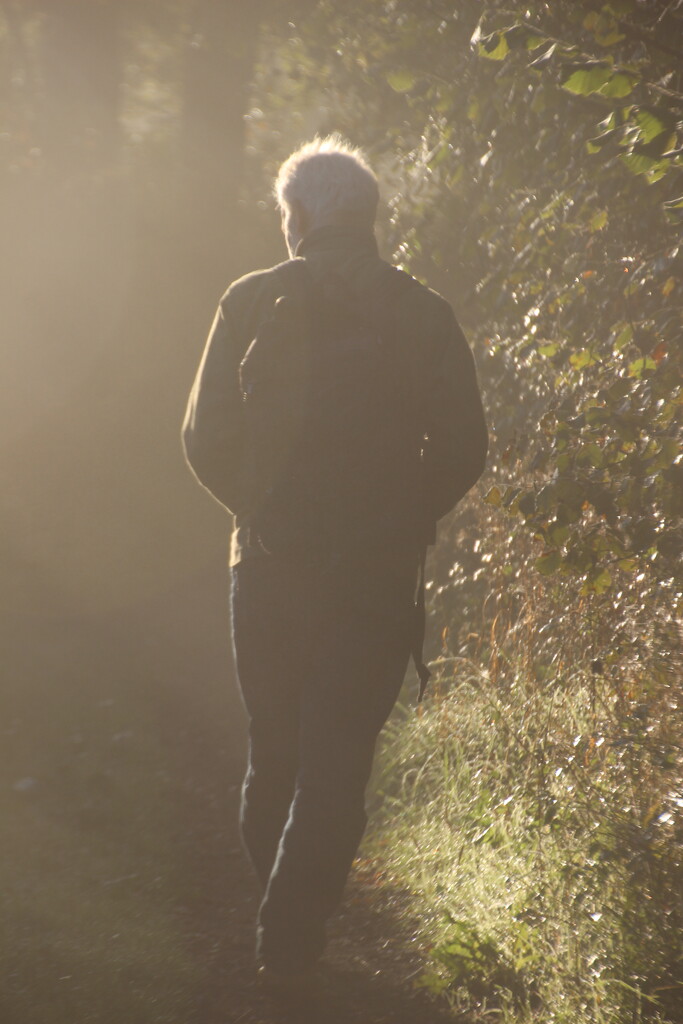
[294,223,377,258]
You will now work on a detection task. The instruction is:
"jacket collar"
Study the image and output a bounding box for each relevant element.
[295,224,378,258]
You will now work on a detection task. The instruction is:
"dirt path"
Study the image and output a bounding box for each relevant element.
[3,611,454,1024]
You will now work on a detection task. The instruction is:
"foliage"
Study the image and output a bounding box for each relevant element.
[253,0,682,607]
[366,586,683,1021]
[250,2,683,1020]
[367,501,682,1019]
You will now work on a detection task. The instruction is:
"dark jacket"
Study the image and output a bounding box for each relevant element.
[182,225,488,565]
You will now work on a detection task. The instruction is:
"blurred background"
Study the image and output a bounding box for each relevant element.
[2,0,279,707]
[1,3,294,1021]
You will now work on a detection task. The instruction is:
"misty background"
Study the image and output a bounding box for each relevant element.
[1,4,299,1020]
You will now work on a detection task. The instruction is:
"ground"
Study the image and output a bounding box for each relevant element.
[2,608,454,1024]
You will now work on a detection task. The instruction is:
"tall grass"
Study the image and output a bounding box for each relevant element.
[366,494,683,1023]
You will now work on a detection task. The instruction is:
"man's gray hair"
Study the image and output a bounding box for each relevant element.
[274,134,379,226]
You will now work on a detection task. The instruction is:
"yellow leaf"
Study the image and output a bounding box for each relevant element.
[662,276,676,297]
[589,209,608,232]
[485,486,503,507]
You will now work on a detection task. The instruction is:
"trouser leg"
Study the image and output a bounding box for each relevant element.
[256,596,412,969]
[240,712,299,889]
[232,556,414,969]
[231,561,307,889]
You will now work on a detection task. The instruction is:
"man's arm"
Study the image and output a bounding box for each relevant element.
[181,296,247,514]
[423,303,489,522]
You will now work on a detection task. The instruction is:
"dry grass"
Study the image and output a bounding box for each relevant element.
[365,496,683,1023]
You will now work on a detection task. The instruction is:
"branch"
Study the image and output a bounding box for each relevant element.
[489,5,683,104]
[616,17,683,63]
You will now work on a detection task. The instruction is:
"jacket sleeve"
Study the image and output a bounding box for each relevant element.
[423,305,488,522]
[181,295,247,514]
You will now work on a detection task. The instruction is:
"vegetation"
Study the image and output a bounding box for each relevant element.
[249,2,683,1020]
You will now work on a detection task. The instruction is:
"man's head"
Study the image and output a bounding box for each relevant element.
[274,134,379,256]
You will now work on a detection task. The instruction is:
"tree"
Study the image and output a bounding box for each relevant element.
[251,0,682,608]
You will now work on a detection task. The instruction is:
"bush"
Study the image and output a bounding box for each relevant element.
[251,3,683,1017]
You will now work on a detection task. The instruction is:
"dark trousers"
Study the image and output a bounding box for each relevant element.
[231,555,414,969]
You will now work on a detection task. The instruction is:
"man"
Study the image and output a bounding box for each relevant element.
[182,136,487,989]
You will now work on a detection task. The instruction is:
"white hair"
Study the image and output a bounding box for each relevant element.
[274,134,379,226]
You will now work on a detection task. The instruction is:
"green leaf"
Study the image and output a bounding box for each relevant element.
[549,522,570,546]
[584,10,625,46]
[484,485,503,507]
[502,486,522,509]
[386,71,416,93]
[582,567,612,595]
[467,98,480,123]
[646,159,669,184]
[476,32,510,61]
[570,349,598,369]
[620,151,658,176]
[613,323,633,350]
[596,30,626,46]
[628,357,657,378]
[598,73,635,98]
[635,109,667,144]
[538,342,558,356]
[586,442,604,468]
[658,438,680,464]
[428,144,450,169]
[597,112,616,132]
[561,67,611,96]
[535,550,562,576]
[589,209,608,232]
